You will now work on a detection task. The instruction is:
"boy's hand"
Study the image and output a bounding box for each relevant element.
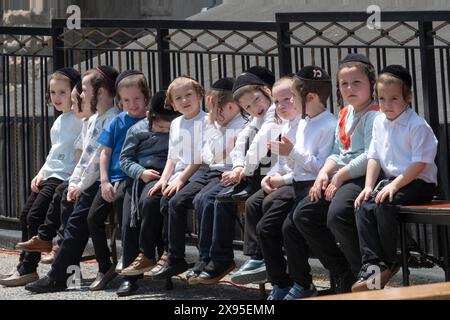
[221,171,235,187]
[67,186,81,202]
[163,178,185,197]
[325,171,344,201]
[30,174,43,193]
[148,179,167,197]
[269,174,285,189]
[268,136,294,156]
[355,187,373,209]
[375,182,399,204]
[261,176,274,194]
[309,171,329,202]
[101,181,115,203]
[140,169,161,183]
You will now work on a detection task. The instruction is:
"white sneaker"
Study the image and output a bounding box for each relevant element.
[0,271,39,287]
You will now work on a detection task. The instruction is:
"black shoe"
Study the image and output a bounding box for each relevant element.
[152,260,188,280]
[231,183,258,201]
[116,279,138,297]
[216,183,246,202]
[334,269,356,294]
[195,261,236,285]
[186,260,208,280]
[24,275,67,294]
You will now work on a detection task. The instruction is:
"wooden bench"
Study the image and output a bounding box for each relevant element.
[398,201,450,286]
[307,281,450,300]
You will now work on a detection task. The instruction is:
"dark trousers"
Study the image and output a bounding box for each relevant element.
[138,180,164,263]
[326,177,366,275]
[38,182,72,246]
[17,177,63,275]
[48,182,100,282]
[356,179,435,266]
[283,178,363,287]
[87,179,128,274]
[209,186,238,264]
[193,174,224,262]
[255,182,312,288]
[168,168,210,264]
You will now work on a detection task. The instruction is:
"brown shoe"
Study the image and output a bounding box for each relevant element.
[89,265,118,291]
[40,245,59,264]
[16,236,52,253]
[147,251,168,276]
[120,253,156,276]
[352,263,400,292]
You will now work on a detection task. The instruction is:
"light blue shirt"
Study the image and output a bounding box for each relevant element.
[41,112,83,181]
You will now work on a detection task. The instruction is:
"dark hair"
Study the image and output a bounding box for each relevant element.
[83,65,119,112]
[336,61,376,107]
[375,73,412,101]
[292,77,332,110]
[232,84,272,120]
[206,88,236,124]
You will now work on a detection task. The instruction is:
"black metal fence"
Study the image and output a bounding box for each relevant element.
[1,12,449,257]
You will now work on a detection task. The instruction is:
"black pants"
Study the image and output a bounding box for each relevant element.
[283,178,363,287]
[48,182,100,282]
[356,179,435,266]
[17,177,63,275]
[168,168,210,264]
[244,184,300,288]
[326,177,366,275]
[38,182,72,246]
[87,179,128,274]
[261,182,312,288]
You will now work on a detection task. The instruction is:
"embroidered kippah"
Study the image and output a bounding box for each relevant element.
[294,65,331,82]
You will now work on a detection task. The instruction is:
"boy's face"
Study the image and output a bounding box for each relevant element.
[49,78,72,113]
[71,87,92,119]
[170,83,202,119]
[81,75,94,111]
[238,90,270,119]
[338,66,372,110]
[151,116,171,133]
[119,85,147,118]
[377,82,411,121]
[272,81,297,121]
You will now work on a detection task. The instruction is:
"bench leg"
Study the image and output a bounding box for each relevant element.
[400,222,410,286]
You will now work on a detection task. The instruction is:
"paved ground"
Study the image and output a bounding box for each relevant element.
[0,228,447,300]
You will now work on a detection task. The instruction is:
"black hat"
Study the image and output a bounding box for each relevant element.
[151,91,181,119]
[295,65,331,82]
[55,67,81,89]
[115,70,144,89]
[96,66,119,88]
[246,66,275,87]
[211,77,235,91]
[232,73,264,94]
[340,53,373,67]
[380,65,412,88]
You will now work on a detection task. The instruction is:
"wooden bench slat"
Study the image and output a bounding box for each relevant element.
[307,282,450,300]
